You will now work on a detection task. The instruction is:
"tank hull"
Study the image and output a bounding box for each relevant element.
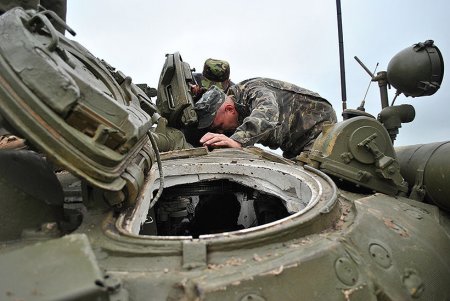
[1,148,449,301]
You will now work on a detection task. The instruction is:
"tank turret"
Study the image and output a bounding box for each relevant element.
[0,6,450,301]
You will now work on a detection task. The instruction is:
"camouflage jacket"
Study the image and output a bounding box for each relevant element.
[227,78,337,158]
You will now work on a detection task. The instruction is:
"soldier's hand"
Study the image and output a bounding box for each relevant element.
[200,133,242,149]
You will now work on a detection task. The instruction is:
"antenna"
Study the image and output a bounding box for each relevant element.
[342,56,379,120]
[353,57,378,111]
[354,56,375,78]
[336,0,347,112]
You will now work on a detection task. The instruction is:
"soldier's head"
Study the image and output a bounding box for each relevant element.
[194,86,239,134]
[199,58,231,92]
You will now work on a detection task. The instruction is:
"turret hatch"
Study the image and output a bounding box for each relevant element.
[0,8,155,191]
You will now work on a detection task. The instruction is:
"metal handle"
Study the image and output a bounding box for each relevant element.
[28,12,59,52]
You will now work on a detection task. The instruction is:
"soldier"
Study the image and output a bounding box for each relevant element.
[194,78,337,159]
[191,58,234,100]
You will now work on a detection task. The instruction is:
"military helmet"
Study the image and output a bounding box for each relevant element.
[200,58,231,91]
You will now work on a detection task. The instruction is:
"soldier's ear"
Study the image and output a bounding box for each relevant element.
[224,104,236,113]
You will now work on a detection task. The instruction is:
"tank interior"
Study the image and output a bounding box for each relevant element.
[139,179,290,237]
[119,154,323,238]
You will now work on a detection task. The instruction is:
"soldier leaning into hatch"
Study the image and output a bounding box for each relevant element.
[183,58,235,146]
[194,78,337,159]
[191,58,234,100]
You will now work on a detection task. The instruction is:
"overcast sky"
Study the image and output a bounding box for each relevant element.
[66,0,449,147]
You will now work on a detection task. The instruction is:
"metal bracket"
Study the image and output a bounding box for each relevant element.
[358,133,407,193]
[408,141,447,201]
[409,169,426,202]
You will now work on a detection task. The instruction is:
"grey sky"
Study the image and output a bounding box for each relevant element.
[67,0,449,147]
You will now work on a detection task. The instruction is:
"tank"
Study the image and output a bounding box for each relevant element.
[0,6,449,301]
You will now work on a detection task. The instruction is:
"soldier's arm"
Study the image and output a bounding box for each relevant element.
[230,87,279,146]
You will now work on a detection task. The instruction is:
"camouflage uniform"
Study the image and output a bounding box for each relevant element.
[227,78,337,159]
